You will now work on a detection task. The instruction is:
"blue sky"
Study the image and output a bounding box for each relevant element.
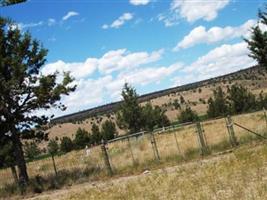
[0,0,265,117]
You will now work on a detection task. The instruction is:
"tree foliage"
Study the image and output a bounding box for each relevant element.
[101,120,117,141]
[142,104,170,131]
[245,5,267,68]
[47,139,59,156]
[207,87,228,118]
[178,106,199,123]
[60,136,73,153]
[0,17,75,184]
[24,141,41,160]
[73,128,89,149]
[0,0,26,6]
[116,83,143,134]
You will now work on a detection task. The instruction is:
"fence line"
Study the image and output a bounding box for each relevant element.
[1,109,267,188]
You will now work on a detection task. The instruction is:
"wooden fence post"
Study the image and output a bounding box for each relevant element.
[195,122,209,155]
[127,136,136,166]
[101,140,113,176]
[51,154,58,176]
[150,132,160,161]
[225,115,238,147]
[263,108,267,130]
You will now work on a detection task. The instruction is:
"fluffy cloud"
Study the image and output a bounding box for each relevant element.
[159,0,230,26]
[171,0,230,22]
[42,59,97,79]
[129,0,150,6]
[102,13,134,29]
[174,19,256,50]
[172,42,256,86]
[97,49,164,74]
[62,11,79,21]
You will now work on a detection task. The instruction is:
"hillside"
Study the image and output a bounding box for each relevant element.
[48,65,267,139]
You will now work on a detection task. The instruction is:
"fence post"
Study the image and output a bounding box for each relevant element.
[51,154,58,177]
[150,132,160,161]
[173,131,184,158]
[101,140,113,176]
[195,122,209,155]
[263,108,267,130]
[127,136,136,166]
[225,115,238,147]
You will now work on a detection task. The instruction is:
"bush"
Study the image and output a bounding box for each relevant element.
[178,106,199,123]
[60,137,73,153]
[73,128,90,149]
[24,141,41,160]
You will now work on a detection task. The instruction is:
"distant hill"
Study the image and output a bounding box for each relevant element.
[51,65,263,124]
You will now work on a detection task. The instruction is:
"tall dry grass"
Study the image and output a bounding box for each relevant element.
[0,110,266,192]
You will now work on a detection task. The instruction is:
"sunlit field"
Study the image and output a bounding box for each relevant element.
[0,110,267,199]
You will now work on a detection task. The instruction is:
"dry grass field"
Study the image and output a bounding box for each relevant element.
[27,142,267,200]
[0,110,266,195]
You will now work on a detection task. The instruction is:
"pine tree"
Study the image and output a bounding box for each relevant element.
[245,5,267,68]
[207,87,228,118]
[0,18,75,185]
[116,83,143,134]
[101,120,117,141]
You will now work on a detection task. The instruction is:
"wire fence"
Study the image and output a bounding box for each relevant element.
[1,109,267,188]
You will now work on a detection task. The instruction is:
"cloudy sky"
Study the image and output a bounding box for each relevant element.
[0,0,265,117]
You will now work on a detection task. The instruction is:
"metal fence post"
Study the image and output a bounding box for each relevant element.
[195,122,209,155]
[101,140,113,176]
[225,115,239,147]
[150,132,160,161]
[127,136,136,166]
[173,131,183,158]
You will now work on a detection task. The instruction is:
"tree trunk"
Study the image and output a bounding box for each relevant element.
[10,165,18,184]
[12,132,29,185]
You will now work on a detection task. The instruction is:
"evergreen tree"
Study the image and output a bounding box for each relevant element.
[73,128,89,149]
[227,84,257,114]
[245,5,267,68]
[60,136,73,153]
[178,106,199,123]
[0,18,75,184]
[116,83,143,134]
[24,141,41,160]
[91,123,101,144]
[207,87,228,118]
[142,104,170,131]
[101,120,117,141]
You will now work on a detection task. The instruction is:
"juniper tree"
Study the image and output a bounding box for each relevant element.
[101,120,117,141]
[0,18,75,185]
[116,83,143,134]
[245,5,267,68]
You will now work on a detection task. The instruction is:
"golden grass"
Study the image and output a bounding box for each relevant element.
[0,110,267,189]
[27,142,267,200]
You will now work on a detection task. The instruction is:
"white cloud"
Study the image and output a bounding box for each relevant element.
[172,42,256,86]
[42,59,97,79]
[17,21,43,30]
[174,19,256,50]
[97,49,164,74]
[130,0,150,6]
[62,11,79,21]
[159,0,230,26]
[171,0,230,22]
[48,18,56,26]
[102,13,134,29]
